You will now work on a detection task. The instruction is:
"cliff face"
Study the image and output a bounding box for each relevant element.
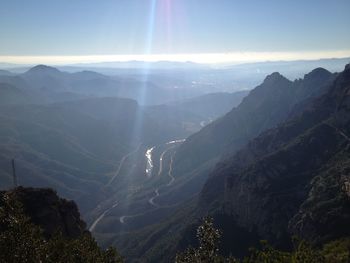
[173,69,335,177]
[199,65,350,250]
[0,187,86,238]
[0,187,124,262]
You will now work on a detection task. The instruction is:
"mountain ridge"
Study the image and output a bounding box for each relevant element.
[196,64,350,253]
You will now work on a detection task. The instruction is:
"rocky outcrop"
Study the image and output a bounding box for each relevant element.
[0,187,86,238]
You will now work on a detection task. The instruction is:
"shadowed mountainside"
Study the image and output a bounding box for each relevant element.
[115,66,350,262]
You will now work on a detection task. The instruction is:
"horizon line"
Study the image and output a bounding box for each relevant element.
[1,50,350,66]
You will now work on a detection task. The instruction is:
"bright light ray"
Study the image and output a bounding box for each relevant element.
[118,0,159,233]
[162,0,172,52]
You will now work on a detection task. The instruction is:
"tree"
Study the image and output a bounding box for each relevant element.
[175,217,349,263]
[175,217,238,263]
[0,192,123,263]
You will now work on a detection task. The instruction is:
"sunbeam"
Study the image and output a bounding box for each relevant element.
[118,0,160,234]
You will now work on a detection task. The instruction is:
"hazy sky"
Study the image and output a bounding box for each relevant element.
[1,0,350,64]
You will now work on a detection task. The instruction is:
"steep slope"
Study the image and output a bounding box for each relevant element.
[195,64,350,254]
[108,68,338,262]
[0,186,123,262]
[0,99,138,212]
[174,69,335,176]
[0,187,86,238]
[0,94,204,215]
[167,90,249,119]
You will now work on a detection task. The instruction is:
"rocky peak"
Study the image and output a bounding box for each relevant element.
[262,72,289,85]
[303,67,332,82]
[0,187,86,238]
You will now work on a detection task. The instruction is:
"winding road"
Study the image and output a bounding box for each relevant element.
[89,145,140,231]
[111,139,185,224]
[119,215,129,224]
[106,145,140,186]
[147,143,181,207]
[148,188,160,207]
[89,201,118,232]
[158,146,175,176]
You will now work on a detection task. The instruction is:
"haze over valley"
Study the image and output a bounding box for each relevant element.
[1,0,350,262]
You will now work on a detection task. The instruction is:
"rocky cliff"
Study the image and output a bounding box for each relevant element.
[0,186,86,238]
[198,64,350,251]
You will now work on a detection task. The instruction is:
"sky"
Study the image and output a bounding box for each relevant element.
[0,0,350,64]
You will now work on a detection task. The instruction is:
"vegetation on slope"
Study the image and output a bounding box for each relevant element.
[0,187,123,263]
[176,217,350,263]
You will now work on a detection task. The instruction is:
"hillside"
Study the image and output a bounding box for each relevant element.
[174,68,336,176]
[0,186,123,262]
[1,187,87,238]
[0,95,203,214]
[1,65,349,262]
[114,66,349,262]
[167,90,249,119]
[0,83,39,105]
[196,64,350,253]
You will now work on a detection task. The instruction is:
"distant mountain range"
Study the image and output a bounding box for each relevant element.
[1,57,349,92]
[0,64,209,105]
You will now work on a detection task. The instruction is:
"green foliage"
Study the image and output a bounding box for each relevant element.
[244,240,290,263]
[176,217,239,263]
[321,238,350,263]
[176,217,350,263]
[244,238,324,263]
[0,193,123,263]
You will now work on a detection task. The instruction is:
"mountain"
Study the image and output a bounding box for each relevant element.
[196,63,350,253]
[0,99,137,212]
[2,62,349,262]
[109,69,347,261]
[0,65,208,105]
[0,83,39,105]
[1,187,86,238]
[25,64,63,75]
[0,186,123,262]
[0,65,225,218]
[173,68,335,177]
[2,58,349,94]
[0,95,204,214]
[222,57,350,82]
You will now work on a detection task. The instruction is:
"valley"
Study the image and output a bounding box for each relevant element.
[88,139,185,233]
[1,61,350,263]
[1,2,350,262]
